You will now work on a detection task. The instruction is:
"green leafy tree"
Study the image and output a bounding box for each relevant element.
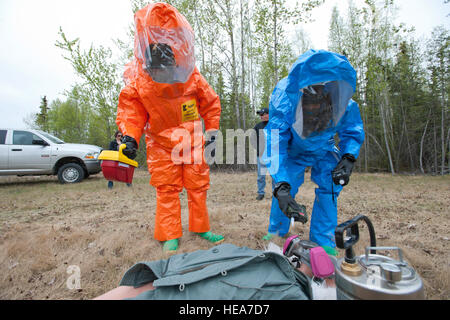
[47,97,87,144]
[426,26,449,175]
[35,96,49,132]
[388,40,428,172]
[55,28,122,144]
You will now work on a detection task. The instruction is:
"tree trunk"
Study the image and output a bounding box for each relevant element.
[446,128,450,173]
[381,91,395,175]
[193,1,206,72]
[240,0,246,131]
[249,25,256,115]
[420,110,431,174]
[441,94,446,175]
[395,122,405,173]
[231,36,240,129]
[433,119,438,175]
[216,0,240,129]
[403,119,415,172]
[273,0,278,84]
[400,99,414,172]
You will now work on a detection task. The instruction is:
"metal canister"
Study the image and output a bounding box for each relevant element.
[335,246,425,300]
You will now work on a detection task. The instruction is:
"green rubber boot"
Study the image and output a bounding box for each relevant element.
[197,231,224,244]
[322,245,339,257]
[163,239,179,253]
[262,233,275,241]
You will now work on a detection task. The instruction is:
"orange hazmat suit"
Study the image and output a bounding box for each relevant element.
[116,3,221,242]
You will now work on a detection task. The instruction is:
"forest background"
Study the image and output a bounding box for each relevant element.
[26,0,449,175]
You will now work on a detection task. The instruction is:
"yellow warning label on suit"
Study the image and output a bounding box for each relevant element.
[181,99,199,122]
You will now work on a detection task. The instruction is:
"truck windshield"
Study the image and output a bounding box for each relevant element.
[38,131,65,144]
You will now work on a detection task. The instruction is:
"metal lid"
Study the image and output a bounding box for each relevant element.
[380,263,402,283]
[335,247,425,300]
[358,247,416,282]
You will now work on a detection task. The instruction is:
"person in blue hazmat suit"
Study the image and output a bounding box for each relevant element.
[260,50,365,256]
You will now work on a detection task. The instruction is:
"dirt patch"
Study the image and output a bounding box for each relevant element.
[0,170,448,299]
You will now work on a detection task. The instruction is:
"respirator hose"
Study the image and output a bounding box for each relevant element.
[358,215,377,254]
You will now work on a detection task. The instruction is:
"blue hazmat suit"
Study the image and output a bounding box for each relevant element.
[261,50,365,248]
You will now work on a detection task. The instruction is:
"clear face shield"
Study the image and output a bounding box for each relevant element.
[293,81,354,139]
[136,26,195,84]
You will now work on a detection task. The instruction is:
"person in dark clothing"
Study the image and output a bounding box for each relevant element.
[108,131,132,189]
[252,108,274,200]
[108,131,123,152]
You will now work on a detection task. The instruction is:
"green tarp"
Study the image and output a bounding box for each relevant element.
[120,243,312,300]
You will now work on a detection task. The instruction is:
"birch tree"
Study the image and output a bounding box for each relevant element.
[427,26,449,175]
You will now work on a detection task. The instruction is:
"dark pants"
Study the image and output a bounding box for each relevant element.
[108,181,131,188]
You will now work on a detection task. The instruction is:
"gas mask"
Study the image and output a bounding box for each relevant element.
[136,26,195,84]
[293,80,354,139]
[301,85,333,138]
[143,43,177,83]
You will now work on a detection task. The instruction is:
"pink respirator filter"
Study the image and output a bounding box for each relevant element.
[309,246,335,278]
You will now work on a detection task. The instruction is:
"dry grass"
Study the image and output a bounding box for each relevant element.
[0,170,448,300]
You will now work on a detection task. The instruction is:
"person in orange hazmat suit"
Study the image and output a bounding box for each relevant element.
[116,3,224,253]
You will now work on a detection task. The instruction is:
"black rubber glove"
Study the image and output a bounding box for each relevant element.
[204,131,218,164]
[205,135,216,158]
[273,182,308,224]
[332,153,356,186]
[121,135,138,160]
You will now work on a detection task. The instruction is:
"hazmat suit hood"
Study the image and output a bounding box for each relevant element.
[133,2,196,84]
[285,50,357,139]
[261,49,364,183]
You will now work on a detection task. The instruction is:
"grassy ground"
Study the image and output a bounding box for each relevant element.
[0,170,448,300]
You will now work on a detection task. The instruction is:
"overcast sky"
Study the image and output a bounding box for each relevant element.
[0,0,448,129]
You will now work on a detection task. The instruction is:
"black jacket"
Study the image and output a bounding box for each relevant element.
[252,121,268,157]
[109,140,120,151]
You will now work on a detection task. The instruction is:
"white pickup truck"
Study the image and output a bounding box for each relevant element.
[0,128,103,183]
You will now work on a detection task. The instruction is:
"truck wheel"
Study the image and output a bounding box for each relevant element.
[58,163,85,184]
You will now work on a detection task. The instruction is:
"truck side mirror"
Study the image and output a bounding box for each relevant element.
[32,139,49,146]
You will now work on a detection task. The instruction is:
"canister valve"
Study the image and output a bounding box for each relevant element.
[335,215,377,276]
